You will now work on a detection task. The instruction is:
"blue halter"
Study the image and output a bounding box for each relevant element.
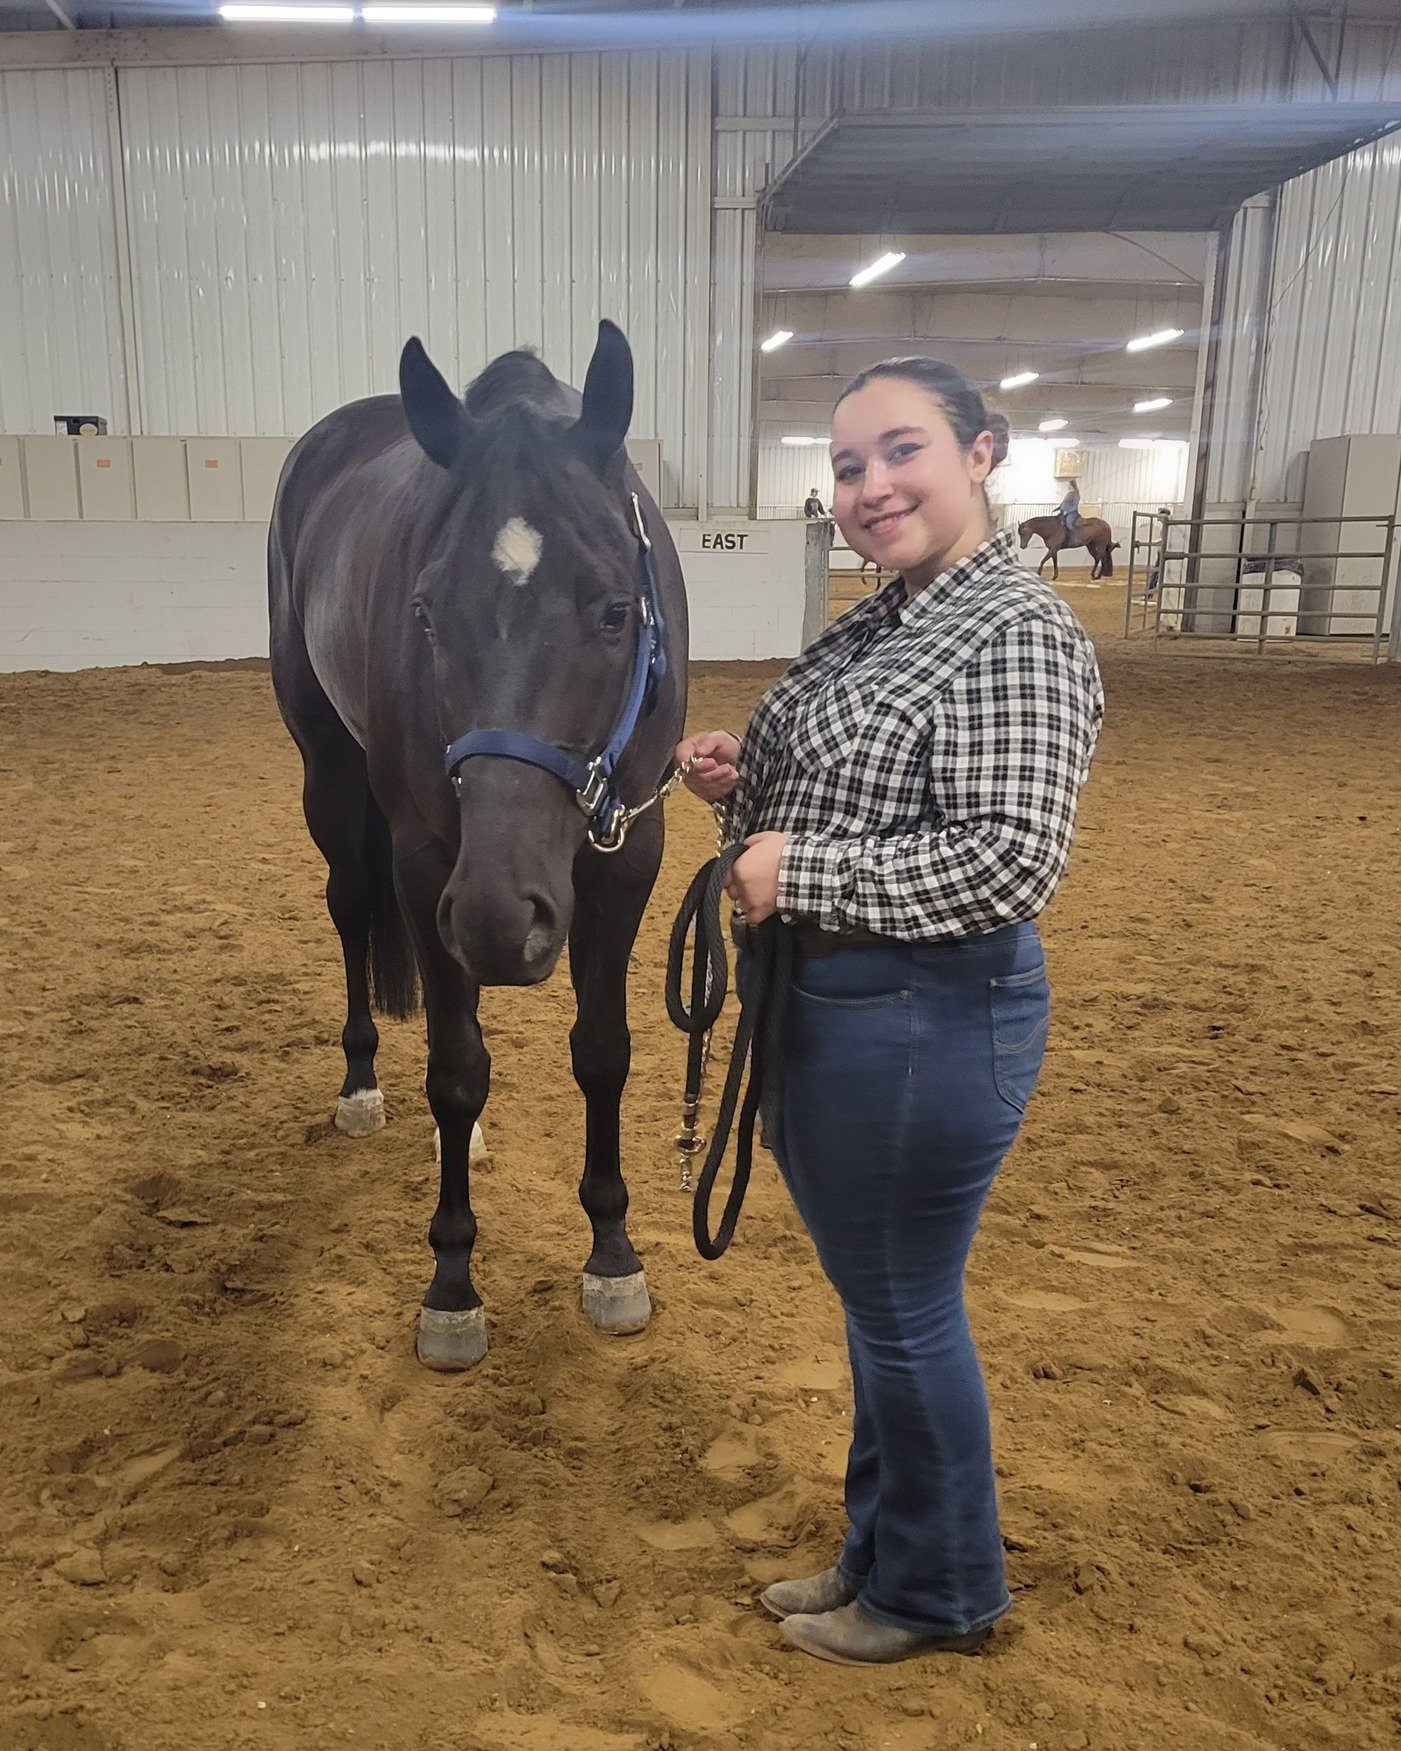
[441,491,668,850]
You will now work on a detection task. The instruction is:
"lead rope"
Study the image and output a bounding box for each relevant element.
[664,840,796,1260]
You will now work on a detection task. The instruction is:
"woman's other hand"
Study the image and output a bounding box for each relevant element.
[725,831,788,925]
[675,730,742,803]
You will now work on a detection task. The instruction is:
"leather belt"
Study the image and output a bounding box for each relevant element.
[730,918,893,957]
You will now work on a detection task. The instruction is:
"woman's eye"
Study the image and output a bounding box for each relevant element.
[835,465,862,484]
[601,602,630,632]
[888,442,921,463]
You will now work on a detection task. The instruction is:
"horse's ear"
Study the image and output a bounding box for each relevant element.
[570,320,633,472]
[400,337,469,470]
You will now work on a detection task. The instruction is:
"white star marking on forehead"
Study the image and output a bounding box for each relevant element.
[492,517,543,587]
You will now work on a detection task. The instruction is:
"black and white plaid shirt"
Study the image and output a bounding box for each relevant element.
[725,530,1104,940]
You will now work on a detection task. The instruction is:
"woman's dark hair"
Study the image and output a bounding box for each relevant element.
[835,357,1009,472]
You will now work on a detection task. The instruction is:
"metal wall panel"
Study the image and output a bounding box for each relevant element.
[1205,196,1275,504]
[0,70,128,434]
[783,20,1291,123]
[1213,129,1401,504]
[116,53,710,505]
[755,432,833,521]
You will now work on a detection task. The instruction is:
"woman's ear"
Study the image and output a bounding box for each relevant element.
[967,429,995,486]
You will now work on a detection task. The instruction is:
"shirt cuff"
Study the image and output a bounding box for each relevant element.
[776,834,853,929]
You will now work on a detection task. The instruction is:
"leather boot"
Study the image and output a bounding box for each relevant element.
[780,1600,993,1665]
[758,1565,861,1621]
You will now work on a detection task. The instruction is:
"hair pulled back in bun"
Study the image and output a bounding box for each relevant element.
[984,411,1010,471]
[835,357,1007,473]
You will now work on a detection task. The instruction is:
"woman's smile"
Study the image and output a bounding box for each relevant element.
[864,506,913,538]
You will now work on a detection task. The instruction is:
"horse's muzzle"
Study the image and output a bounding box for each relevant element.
[437,886,567,986]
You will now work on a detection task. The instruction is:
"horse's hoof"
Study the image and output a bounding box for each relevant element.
[582,1270,652,1336]
[432,1124,488,1166]
[335,1089,385,1137]
[416,1305,488,1372]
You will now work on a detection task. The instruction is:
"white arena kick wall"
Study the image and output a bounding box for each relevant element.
[0,514,805,674]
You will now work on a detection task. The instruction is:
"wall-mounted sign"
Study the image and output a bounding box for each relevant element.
[671,524,771,556]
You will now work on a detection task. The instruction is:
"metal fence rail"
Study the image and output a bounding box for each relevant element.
[1125,511,1398,663]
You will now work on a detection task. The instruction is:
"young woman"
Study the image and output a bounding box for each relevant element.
[676,359,1103,1667]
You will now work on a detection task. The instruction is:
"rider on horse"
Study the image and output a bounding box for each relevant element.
[1057,477,1081,539]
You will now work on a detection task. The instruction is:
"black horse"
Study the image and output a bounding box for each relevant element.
[268,321,688,1371]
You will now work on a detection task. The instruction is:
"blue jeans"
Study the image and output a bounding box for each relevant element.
[768,922,1048,1636]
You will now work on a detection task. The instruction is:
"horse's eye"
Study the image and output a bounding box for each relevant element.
[601,602,630,633]
[412,601,432,630]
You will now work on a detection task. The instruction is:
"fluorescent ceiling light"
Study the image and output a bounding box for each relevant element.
[759,329,794,353]
[219,3,355,17]
[849,251,906,289]
[1038,417,1068,433]
[1119,437,1155,449]
[999,370,1039,390]
[780,435,825,447]
[1133,396,1173,413]
[1126,327,1184,353]
[362,4,496,19]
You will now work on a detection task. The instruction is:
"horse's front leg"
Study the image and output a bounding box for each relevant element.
[394,839,492,1371]
[568,811,665,1337]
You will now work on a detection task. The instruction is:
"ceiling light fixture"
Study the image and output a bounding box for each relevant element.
[1119,437,1155,449]
[361,4,497,20]
[1133,396,1173,413]
[219,3,355,18]
[780,435,826,447]
[759,329,794,353]
[849,251,906,289]
[1038,417,1068,433]
[1126,328,1184,353]
[999,370,1039,390]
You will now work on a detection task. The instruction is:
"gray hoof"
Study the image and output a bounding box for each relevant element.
[582,1270,651,1336]
[416,1304,488,1372]
[335,1089,385,1137]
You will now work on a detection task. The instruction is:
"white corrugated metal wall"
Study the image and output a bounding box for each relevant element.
[755,431,833,520]
[1249,133,1401,502]
[3,17,1400,520]
[1,53,713,509]
[119,54,711,507]
[0,69,129,434]
[791,16,1292,118]
[1205,19,1401,506]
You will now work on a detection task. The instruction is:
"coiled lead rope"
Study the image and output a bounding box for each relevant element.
[665,846,795,1259]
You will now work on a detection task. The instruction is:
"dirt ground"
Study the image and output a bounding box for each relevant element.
[1,587,1399,1751]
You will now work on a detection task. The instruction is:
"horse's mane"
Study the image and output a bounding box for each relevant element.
[451,350,612,548]
[464,349,573,421]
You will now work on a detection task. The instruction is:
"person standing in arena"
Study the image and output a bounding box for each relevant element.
[675,358,1103,1666]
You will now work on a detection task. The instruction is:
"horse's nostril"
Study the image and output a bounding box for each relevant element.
[522,895,557,965]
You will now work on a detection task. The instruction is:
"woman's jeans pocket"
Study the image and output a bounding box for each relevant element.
[789,940,914,1009]
[989,965,1050,1114]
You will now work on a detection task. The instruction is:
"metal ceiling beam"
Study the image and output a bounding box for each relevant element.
[42,0,78,27]
[1287,2,1340,100]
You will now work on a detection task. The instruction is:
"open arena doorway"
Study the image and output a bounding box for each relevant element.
[753,97,1401,643]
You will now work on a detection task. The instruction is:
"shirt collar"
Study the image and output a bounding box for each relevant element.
[893,529,1018,627]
